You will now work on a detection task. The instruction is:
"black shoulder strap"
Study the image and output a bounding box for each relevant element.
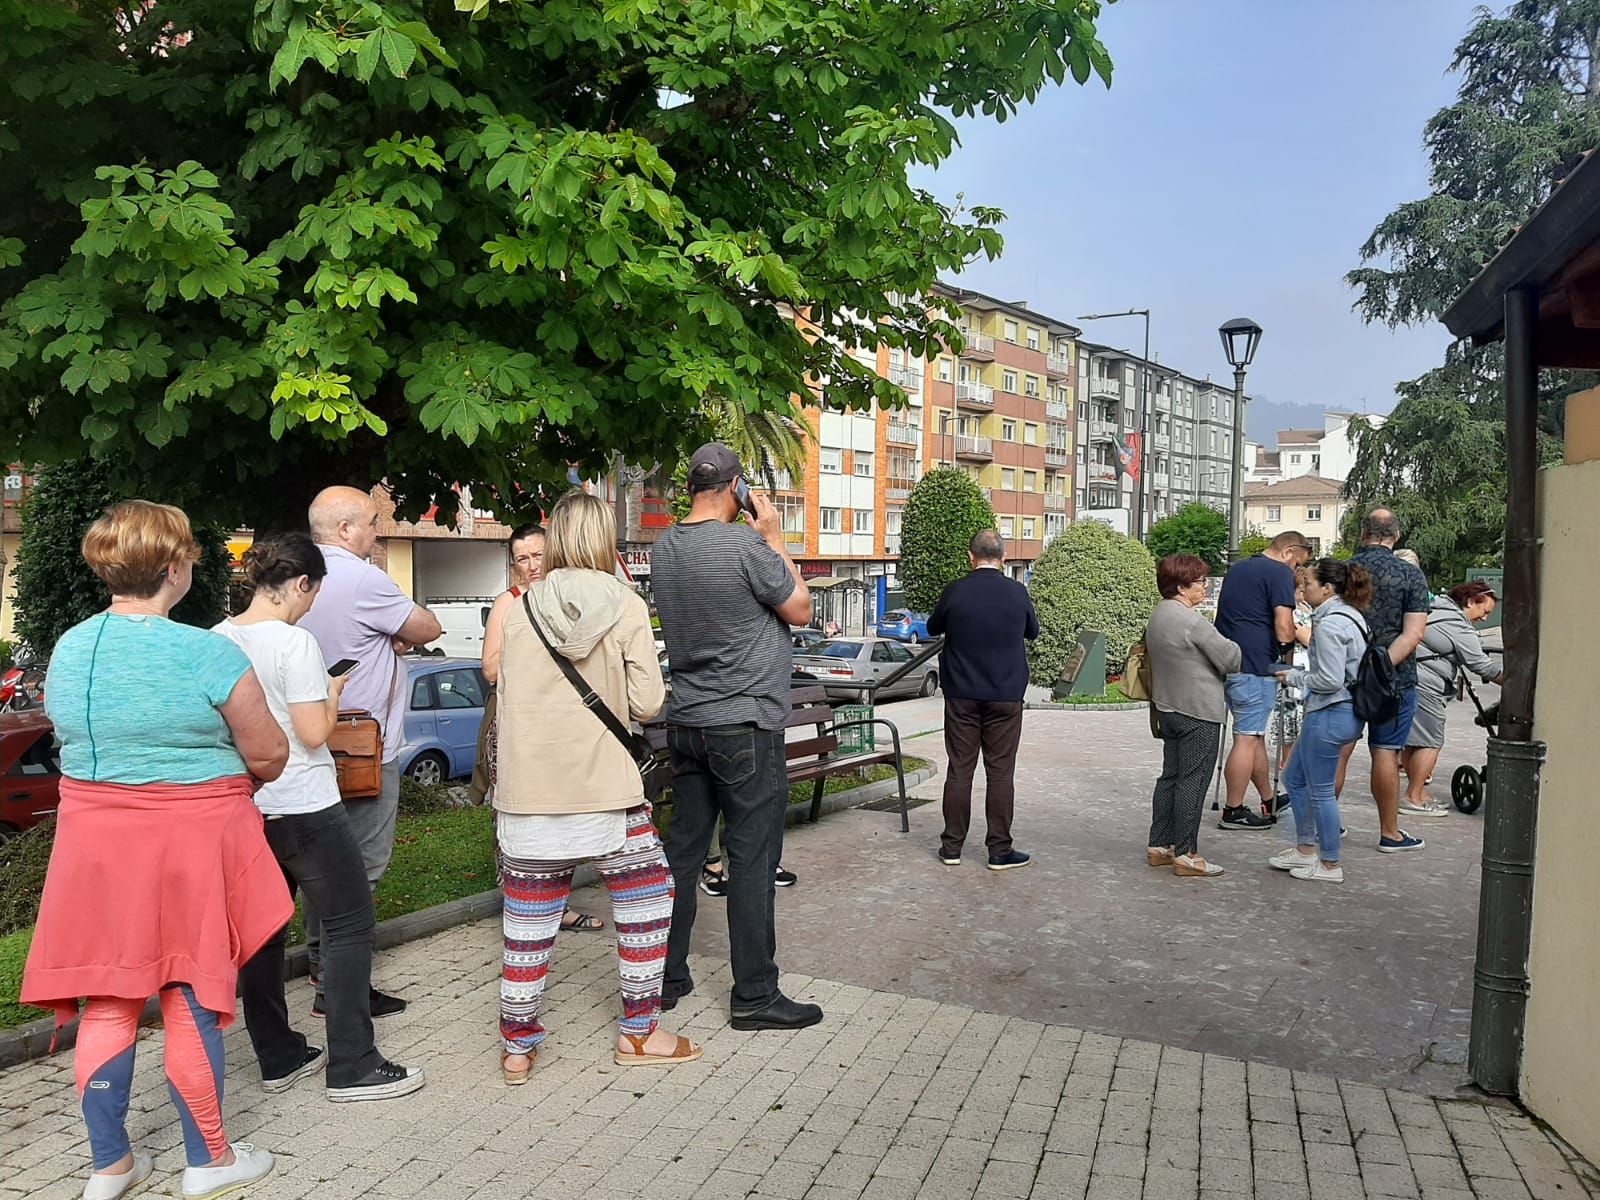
[1326,610,1372,646]
[522,592,638,756]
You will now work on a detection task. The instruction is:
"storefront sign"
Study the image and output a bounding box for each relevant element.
[620,547,652,577]
[798,561,833,579]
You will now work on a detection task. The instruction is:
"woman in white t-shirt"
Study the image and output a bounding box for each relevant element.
[218,533,424,1104]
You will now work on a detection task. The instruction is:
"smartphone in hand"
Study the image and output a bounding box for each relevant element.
[328,658,359,678]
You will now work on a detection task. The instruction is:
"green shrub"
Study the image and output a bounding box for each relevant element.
[13,459,233,656]
[0,927,49,1029]
[0,821,54,938]
[0,640,13,671]
[1026,521,1159,687]
[1238,533,1271,558]
[1147,503,1229,569]
[398,777,458,816]
[899,469,997,613]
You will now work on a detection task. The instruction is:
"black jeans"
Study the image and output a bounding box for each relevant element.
[662,724,787,1013]
[941,699,1025,858]
[240,805,382,1088]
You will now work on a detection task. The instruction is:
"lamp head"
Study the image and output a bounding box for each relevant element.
[1218,317,1263,369]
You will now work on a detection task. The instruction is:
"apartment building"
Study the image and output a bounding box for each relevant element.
[922,285,1079,575]
[1075,346,1240,537]
[1243,474,1347,556]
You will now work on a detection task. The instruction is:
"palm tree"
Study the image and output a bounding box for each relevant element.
[705,396,812,494]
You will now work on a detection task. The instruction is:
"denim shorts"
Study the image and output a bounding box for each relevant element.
[1224,673,1278,736]
[1367,685,1419,751]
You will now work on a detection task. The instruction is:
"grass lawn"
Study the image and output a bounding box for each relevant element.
[1053,682,1132,705]
[0,758,927,1031]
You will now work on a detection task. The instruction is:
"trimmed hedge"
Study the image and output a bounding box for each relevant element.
[1026,521,1159,688]
[899,469,997,613]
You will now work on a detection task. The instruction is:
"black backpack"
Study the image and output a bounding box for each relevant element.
[1330,612,1401,726]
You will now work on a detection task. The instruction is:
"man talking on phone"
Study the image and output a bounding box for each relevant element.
[652,443,821,1030]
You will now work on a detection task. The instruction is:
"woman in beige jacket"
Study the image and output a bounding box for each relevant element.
[494,492,699,1083]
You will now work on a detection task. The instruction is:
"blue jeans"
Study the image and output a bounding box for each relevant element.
[1224,673,1278,736]
[1283,702,1362,863]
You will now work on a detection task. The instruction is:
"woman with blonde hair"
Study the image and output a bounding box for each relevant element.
[23,501,291,1200]
[493,492,698,1083]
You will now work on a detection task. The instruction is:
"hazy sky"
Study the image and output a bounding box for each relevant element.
[918,0,1487,413]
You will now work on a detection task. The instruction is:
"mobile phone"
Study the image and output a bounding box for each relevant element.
[733,478,759,519]
[328,658,359,678]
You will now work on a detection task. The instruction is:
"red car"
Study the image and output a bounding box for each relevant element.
[0,711,61,840]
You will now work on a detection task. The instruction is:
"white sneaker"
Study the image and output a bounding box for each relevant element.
[1399,800,1449,818]
[181,1143,273,1200]
[1290,862,1345,883]
[1269,848,1319,872]
[84,1153,152,1200]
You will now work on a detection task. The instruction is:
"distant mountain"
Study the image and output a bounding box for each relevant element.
[1243,396,1386,449]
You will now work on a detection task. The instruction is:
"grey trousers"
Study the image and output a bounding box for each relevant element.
[307,758,400,980]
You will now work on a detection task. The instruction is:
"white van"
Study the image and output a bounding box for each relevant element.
[427,597,496,659]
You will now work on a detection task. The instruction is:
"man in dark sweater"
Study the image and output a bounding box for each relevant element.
[927,530,1040,871]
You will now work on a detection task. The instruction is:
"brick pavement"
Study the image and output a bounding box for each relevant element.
[2,919,1594,1200]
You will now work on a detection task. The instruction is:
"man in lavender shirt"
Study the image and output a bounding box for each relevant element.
[300,486,442,1017]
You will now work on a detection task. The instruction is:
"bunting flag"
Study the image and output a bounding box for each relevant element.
[1115,432,1143,483]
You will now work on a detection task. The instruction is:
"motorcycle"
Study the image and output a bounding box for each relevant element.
[0,659,46,712]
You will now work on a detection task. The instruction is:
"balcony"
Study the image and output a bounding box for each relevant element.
[1089,376,1121,401]
[888,364,924,392]
[1044,447,1070,468]
[954,435,994,461]
[1044,492,1067,511]
[1088,415,1119,441]
[1046,354,1072,378]
[955,381,995,410]
[1152,471,1170,489]
[1152,431,1170,450]
[885,421,921,448]
[958,331,995,360]
[1088,462,1117,483]
[885,478,917,500]
[1046,398,1071,421]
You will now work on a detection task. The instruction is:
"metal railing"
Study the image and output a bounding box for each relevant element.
[1046,399,1071,421]
[885,422,921,446]
[955,381,995,407]
[1044,447,1070,467]
[1089,376,1121,401]
[1088,462,1117,482]
[954,434,993,458]
[959,332,995,356]
[888,365,924,392]
[1047,354,1073,377]
[1044,492,1067,511]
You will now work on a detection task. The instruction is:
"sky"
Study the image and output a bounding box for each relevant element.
[916,0,1488,417]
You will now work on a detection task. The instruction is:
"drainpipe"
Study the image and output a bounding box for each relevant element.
[1469,283,1546,1096]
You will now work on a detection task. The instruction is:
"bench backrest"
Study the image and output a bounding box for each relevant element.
[640,685,845,795]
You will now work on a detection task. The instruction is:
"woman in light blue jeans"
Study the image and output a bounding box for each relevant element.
[1270,559,1375,883]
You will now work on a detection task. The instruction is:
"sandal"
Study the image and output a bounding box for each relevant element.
[562,911,604,932]
[613,1031,703,1068]
[501,1048,535,1086]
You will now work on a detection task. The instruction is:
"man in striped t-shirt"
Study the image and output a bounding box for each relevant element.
[652,443,822,1031]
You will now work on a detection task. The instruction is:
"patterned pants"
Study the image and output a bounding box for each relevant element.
[499,805,673,1053]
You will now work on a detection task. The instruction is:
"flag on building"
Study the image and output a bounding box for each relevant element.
[1115,433,1143,483]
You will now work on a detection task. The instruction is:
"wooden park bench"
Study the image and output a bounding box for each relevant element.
[642,684,911,832]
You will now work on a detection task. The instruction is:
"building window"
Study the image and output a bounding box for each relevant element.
[886,506,904,534]
[1026,327,1040,351]
[1306,504,1322,522]
[780,495,806,535]
[937,357,952,382]
[1289,453,1301,465]
[1001,419,1017,441]
[1022,518,1037,540]
[1001,468,1017,490]
[1002,369,1019,394]
[1024,376,1040,397]
[1003,319,1019,344]
[820,448,841,474]
[1266,505,1281,522]
[999,517,1015,538]
[853,508,874,535]
[854,451,874,477]
[820,507,841,533]
[1023,470,1038,491]
[1024,422,1039,446]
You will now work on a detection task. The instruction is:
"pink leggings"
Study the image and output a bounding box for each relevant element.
[76,985,228,1170]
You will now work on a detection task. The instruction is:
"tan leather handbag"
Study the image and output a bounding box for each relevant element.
[327,711,383,799]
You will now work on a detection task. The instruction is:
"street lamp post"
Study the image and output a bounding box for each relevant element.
[1078,309,1151,538]
[1218,318,1263,560]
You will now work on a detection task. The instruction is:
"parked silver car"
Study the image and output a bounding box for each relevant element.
[791,637,939,702]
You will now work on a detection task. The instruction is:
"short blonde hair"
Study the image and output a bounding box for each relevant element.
[82,500,202,598]
[543,492,617,574]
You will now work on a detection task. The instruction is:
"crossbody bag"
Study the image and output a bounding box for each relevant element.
[522,593,653,771]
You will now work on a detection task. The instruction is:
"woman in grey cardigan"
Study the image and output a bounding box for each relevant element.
[1402,581,1503,815]
[1145,555,1242,878]
[1269,559,1374,883]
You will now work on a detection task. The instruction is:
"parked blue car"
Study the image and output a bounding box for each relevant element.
[876,609,931,643]
[400,657,489,785]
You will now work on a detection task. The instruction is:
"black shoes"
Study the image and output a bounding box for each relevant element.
[325,1059,426,1103]
[774,866,798,887]
[312,986,407,1020]
[701,866,798,894]
[1218,805,1275,831]
[261,1044,325,1094]
[731,993,824,1031]
[987,850,1032,871]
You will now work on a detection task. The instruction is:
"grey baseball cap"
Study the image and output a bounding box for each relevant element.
[688,442,743,486]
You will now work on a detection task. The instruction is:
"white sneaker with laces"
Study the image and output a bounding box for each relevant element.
[1269,848,1318,872]
[1290,862,1345,883]
[181,1143,273,1200]
[84,1152,152,1200]
[1399,800,1449,818]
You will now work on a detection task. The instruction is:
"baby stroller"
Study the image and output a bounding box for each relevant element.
[1449,676,1500,815]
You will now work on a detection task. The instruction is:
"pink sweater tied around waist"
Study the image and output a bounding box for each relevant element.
[22,774,293,1029]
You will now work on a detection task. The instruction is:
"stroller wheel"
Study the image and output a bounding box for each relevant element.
[1451,764,1484,814]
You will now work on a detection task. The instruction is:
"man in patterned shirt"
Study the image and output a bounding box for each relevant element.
[1341,508,1430,853]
